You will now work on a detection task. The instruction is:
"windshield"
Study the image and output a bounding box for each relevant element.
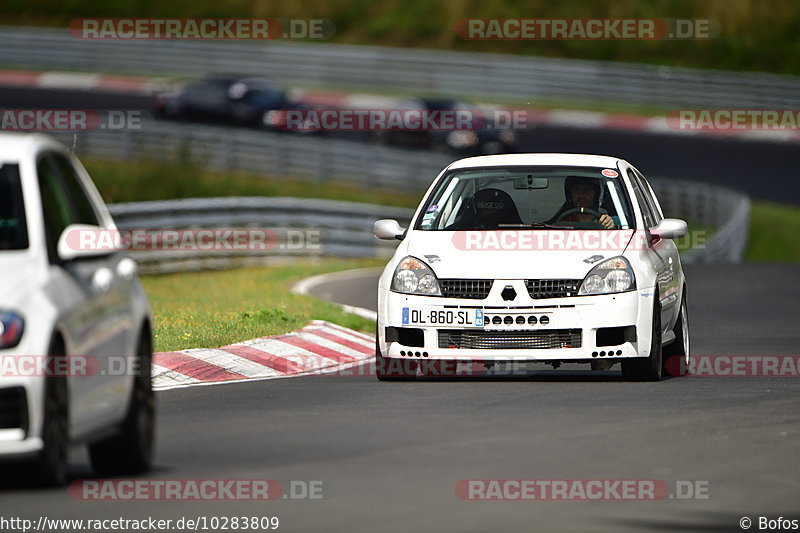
[0,163,28,250]
[415,166,635,231]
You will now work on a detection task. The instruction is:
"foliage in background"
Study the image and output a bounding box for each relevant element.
[744,202,800,262]
[1,0,798,75]
[83,157,421,208]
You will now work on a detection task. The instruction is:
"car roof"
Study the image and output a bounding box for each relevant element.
[0,132,66,162]
[447,153,625,170]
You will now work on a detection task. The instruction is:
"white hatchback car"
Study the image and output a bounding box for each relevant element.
[0,133,154,485]
[374,154,689,381]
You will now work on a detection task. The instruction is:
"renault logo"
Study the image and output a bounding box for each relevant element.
[501,286,517,301]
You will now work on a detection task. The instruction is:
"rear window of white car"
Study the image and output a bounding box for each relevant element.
[416,166,635,231]
[0,164,28,250]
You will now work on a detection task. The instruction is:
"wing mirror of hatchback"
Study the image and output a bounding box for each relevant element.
[649,218,688,241]
[57,223,117,262]
[373,219,406,240]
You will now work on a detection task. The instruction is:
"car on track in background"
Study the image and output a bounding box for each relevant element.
[0,133,154,485]
[155,75,313,131]
[371,97,517,155]
[373,153,689,381]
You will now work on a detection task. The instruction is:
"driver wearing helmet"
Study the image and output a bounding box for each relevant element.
[556,176,617,229]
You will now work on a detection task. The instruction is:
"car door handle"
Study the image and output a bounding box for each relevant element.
[91,267,114,292]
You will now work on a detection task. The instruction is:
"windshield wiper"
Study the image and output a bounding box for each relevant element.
[497,223,572,229]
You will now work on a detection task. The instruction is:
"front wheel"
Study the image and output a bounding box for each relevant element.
[88,330,155,475]
[663,289,690,377]
[33,341,69,486]
[622,300,662,382]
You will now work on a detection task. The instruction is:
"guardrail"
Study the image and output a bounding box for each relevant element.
[108,182,750,273]
[650,178,750,263]
[108,197,413,274]
[50,120,450,192]
[1,25,799,109]
[52,123,749,267]
[6,22,748,264]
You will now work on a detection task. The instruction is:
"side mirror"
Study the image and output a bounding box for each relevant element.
[650,218,688,240]
[373,219,405,241]
[57,224,115,262]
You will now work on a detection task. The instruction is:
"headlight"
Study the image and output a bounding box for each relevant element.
[263,110,286,127]
[391,256,441,296]
[499,129,516,144]
[447,131,479,149]
[578,256,636,295]
[0,311,24,349]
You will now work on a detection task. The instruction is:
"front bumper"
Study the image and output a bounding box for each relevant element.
[379,286,656,362]
[0,375,44,459]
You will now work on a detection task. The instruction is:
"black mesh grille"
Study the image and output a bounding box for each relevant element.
[525,279,581,299]
[0,387,27,431]
[440,279,493,299]
[438,329,582,350]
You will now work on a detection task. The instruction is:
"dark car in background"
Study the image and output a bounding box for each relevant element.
[371,97,517,155]
[154,76,310,131]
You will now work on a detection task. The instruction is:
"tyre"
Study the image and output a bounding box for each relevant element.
[622,299,663,382]
[88,330,155,476]
[662,288,690,377]
[32,337,69,486]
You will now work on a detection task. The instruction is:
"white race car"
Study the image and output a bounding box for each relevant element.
[374,154,689,381]
[0,133,154,485]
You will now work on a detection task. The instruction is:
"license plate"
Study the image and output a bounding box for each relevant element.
[401,308,484,327]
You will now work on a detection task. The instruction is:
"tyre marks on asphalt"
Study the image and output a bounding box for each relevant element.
[151,320,374,390]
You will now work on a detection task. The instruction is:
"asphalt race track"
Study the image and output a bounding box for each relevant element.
[2,84,799,531]
[1,263,798,532]
[2,85,800,205]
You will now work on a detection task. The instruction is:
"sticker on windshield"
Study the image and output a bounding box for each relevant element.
[601,169,619,178]
[426,204,440,213]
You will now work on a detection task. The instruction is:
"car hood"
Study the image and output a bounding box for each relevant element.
[403,230,634,279]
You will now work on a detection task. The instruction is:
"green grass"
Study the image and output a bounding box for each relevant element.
[3,0,799,75]
[83,158,421,208]
[142,258,383,352]
[745,202,800,262]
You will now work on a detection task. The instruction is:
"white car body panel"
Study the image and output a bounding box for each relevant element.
[376,153,686,367]
[0,133,151,458]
